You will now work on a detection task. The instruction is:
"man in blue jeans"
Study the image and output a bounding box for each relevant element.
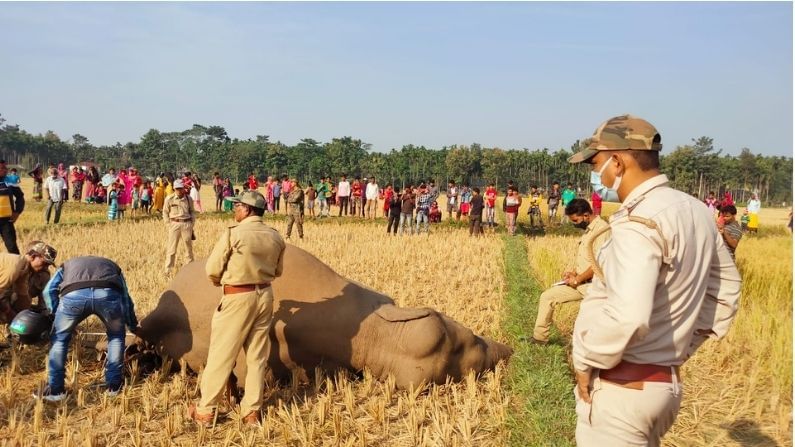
[37,255,139,402]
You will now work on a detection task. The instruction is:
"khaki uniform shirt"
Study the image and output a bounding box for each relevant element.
[206,216,285,286]
[0,253,31,303]
[571,216,610,275]
[572,175,741,372]
[287,188,304,209]
[162,193,196,223]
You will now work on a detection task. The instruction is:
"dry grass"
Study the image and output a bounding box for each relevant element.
[0,203,509,446]
[526,226,793,447]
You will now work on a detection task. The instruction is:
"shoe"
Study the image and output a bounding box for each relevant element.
[33,386,67,403]
[106,383,123,398]
[188,404,214,427]
[242,410,261,426]
[519,335,548,345]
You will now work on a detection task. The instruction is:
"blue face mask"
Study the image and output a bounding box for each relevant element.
[591,157,621,203]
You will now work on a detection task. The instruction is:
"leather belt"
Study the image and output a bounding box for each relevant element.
[600,361,679,385]
[171,218,191,222]
[223,283,271,294]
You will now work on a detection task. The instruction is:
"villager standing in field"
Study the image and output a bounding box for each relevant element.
[162,179,195,276]
[387,189,401,234]
[746,193,761,234]
[447,180,459,221]
[85,166,100,203]
[281,175,292,215]
[0,160,25,254]
[305,183,316,219]
[213,172,224,212]
[568,115,741,446]
[398,186,415,235]
[191,189,285,426]
[37,255,138,401]
[28,164,43,202]
[469,187,484,237]
[153,174,166,213]
[528,199,609,344]
[285,179,304,240]
[717,205,743,262]
[547,181,562,224]
[337,174,351,216]
[315,177,329,217]
[504,186,521,236]
[70,166,85,202]
[562,183,576,223]
[415,184,432,235]
[43,168,66,224]
[365,176,379,219]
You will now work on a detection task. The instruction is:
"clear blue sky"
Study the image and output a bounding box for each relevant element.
[1,2,792,156]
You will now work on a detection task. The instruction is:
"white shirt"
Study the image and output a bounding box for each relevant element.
[572,174,741,372]
[44,177,66,202]
[337,180,350,197]
[747,199,761,214]
[365,182,379,200]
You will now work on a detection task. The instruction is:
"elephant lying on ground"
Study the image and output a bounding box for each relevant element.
[132,245,512,389]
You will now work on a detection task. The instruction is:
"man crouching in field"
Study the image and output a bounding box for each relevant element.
[190,190,285,427]
[568,115,741,446]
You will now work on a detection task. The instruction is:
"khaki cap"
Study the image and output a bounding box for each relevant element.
[569,114,662,164]
[26,241,57,265]
[229,190,266,209]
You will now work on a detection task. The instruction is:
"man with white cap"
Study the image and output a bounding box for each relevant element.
[162,179,196,275]
[568,114,741,446]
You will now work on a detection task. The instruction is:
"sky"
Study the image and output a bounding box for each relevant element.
[0,2,792,156]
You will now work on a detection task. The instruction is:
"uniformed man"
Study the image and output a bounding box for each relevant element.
[162,179,195,275]
[190,190,285,427]
[568,115,741,446]
[0,241,56,338]
[285,178,304,239]
[529,198,609,344]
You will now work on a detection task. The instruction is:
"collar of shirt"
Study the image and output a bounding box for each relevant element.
[586,215,605,233]
[239,215,263,225]
[620,174,669,211]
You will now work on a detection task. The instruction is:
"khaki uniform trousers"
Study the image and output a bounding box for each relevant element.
[533,284,588,342]
[286,207,303,238]
[198,286,274,416]
[575,375,683,447]
[164,221,194,270]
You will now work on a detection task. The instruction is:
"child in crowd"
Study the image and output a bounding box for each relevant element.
[429,201,442,223]
[107,183,119,221]
[116,183,126,220]
[305,183,316,218]
[485,183,497,228]
[740,209,750,233]
[95,184,106,204]
[140,181,153,214]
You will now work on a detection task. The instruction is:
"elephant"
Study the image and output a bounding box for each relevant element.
[132,245,513,390]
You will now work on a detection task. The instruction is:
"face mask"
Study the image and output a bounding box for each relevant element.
[573,220,589,230]
[591,157,621,202]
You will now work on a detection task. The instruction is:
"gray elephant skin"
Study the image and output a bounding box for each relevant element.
[134,245,513,389]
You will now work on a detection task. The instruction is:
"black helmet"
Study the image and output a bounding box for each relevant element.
[9,310,52,345]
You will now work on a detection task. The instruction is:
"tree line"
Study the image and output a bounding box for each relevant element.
[0,114,791,205]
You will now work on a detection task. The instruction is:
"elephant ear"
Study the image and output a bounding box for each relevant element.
[374,304,431,322]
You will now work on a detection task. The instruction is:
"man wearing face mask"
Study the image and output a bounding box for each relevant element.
[568,115,742,446]
[527,198,609,345]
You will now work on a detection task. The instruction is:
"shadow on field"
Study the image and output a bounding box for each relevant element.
[723,419,779,447]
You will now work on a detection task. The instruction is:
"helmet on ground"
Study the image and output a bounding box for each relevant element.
[9,310,52,345]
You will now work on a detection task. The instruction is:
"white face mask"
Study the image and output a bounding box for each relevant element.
[590,157,622,203]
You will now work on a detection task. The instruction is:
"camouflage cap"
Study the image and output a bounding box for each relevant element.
[569,114,662,164]
[26,241,57,265]
[229,190,266,210]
